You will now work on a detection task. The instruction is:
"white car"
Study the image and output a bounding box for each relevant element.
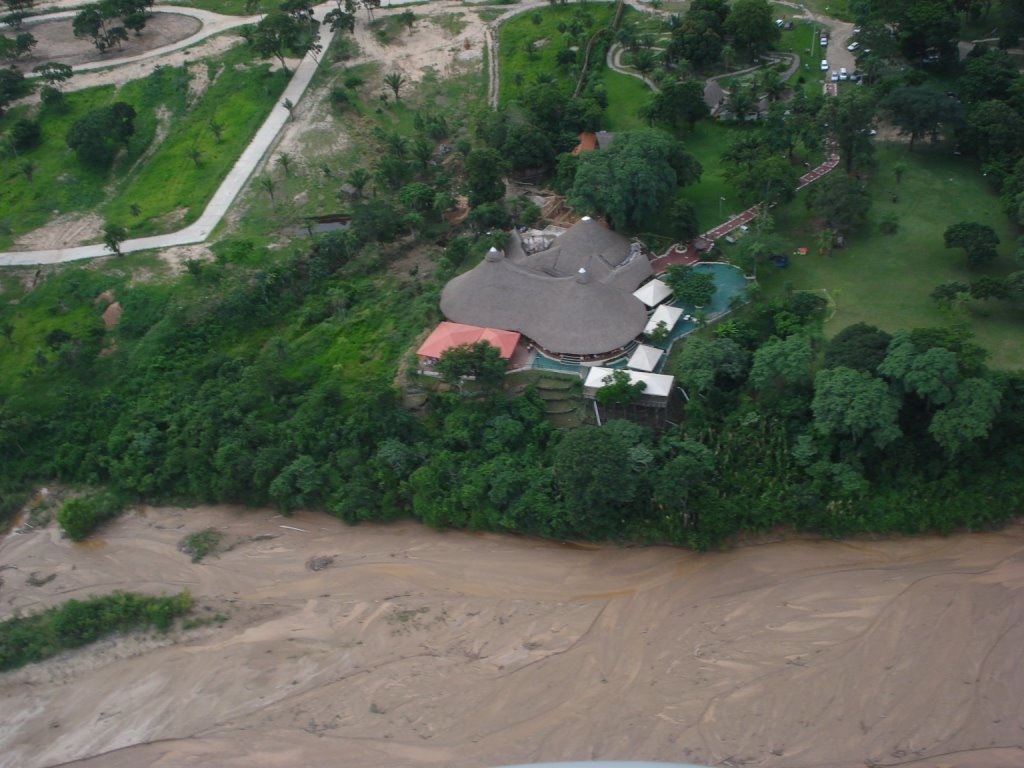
[848,41,860,51]
[820,59,829,70]
[840,67,848,80]
[830,70,839,81]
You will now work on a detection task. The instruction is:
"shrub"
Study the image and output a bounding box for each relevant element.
[329,84,350,110]
[178,528,222,562]
[56,490,124,541]
[10,118,41,151]
[0,591,193,671]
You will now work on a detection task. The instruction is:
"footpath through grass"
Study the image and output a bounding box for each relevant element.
[758,143,1024,370]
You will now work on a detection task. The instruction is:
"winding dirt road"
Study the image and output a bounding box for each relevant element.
[1,506,1022,768]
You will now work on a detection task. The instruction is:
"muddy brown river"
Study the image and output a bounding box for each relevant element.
[1,506,1022,768]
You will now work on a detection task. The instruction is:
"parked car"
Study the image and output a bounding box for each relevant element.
[853,25,861,34]
[820,36,828,46]
[830,70,839,81]
[847,41,860,51]
[821,58,829,70]
[839,67,848,80]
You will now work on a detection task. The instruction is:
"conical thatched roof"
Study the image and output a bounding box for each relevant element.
[439,218,654,356]
[441,258,647,355]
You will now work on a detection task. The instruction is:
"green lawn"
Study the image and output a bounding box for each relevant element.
[0,46,286,246]
[759,143,1024,370]
[670,120,758,235]
[601,70,649,131]
[167,0,254,15]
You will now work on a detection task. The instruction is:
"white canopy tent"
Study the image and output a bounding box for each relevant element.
[627,344,663,372]
[644,304,683,335]
[632,278,672,308]
[583,366,675,398]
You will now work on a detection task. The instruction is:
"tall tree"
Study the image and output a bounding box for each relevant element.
[929,377,1002,456]
[806,173,871,238]
[0,65,27,116]
[464,147,507,207]
[65,101,136,166]
[812,366,902,449]
[553,424,640,536]
[649,77,709,130]
[725,0,779,60]
[943,221,1000,267]
[569,129,702,230]
[821,89,876,172]
[879,86,961,151]
[243,7,320,73]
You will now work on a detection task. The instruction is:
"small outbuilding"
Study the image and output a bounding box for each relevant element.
[583,366,676,408]
[417,321,521,363]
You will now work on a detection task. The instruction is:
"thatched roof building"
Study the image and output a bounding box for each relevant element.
[440,217,652,356]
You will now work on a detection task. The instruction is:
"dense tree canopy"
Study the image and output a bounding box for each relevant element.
[65,101,136,166]
[569,129,701,230]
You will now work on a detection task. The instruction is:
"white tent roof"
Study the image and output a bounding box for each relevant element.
[627,344,663,372]
[584,366,675,398]
[632,278,672,308]
[644,304,683,335]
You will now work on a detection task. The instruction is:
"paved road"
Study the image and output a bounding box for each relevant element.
[0,4,337,266]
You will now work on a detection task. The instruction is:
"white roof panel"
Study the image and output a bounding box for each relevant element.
[632,278,672,308]
[584,366,675,398]
[627,344,663,372]
[644,304,683,335]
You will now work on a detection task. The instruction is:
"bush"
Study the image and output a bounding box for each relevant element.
[0,591,193,671]
[178,528,222,562]
[329,84,350,110]
[56,490,124,541]
[10,118,41,151]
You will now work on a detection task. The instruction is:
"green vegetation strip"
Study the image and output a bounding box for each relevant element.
[0,591,193,672]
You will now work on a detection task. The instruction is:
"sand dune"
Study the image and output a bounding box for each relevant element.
[1,506,1022,768]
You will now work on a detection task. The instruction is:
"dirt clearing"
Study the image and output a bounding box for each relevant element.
[1,506,1022,768]
[15,13,202,70]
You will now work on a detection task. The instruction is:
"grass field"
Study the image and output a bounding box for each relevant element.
[103,48,288,236]
[0,46,286,247]
[669,120,758,235]
[600,70,649,131]
[758,143,1024,370]
[168,0,253,15]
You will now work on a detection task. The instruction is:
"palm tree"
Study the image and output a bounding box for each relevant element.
[259,175,276,206]
[383,71,406,100]
[346,167,371,198]
[633,48,656,80]
[276,152,293,176]
[187,147,202,168]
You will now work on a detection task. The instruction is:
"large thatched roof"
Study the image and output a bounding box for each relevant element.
[440,219,652,355]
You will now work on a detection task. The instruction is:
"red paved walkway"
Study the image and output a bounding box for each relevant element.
[654,80,843,269]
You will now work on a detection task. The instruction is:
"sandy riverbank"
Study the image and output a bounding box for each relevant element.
[1,505,1022,768]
